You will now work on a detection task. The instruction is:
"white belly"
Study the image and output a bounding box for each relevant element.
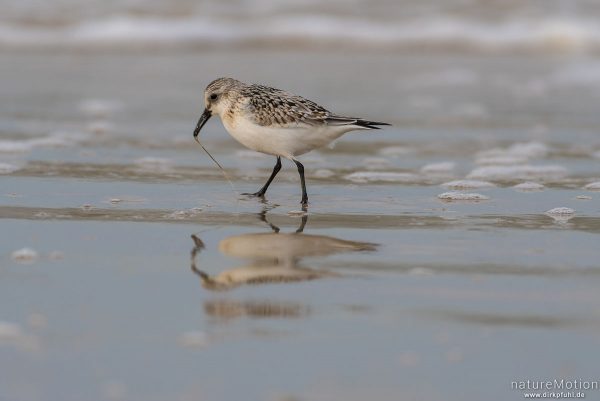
[221,116,354,159]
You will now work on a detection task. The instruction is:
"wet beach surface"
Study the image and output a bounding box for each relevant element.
[1,48,600,401]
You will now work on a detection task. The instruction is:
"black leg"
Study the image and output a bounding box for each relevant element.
[294,160,308,207]
[243,157,281,197]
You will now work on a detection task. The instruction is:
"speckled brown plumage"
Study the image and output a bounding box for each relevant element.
[205,77,390,129]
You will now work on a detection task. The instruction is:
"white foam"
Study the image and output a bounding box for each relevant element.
[437,192,489,201]
[513,182,545,191]
[344,171,419,183]
[2,15,600,53]
[545,207,575,215]
[576,195,592,200]
[467,165,567,181]
[583,181,600,191]
[420,162,455,174]
[0,163,19,174]
[11,248,39,264]
[0,131,89,153]
[545,207,575,222]
[441,180,495,189]
[165,208,203,220]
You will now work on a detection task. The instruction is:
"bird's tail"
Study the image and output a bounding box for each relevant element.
[326,116,391,130]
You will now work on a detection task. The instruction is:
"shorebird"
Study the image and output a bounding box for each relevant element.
[193,77,390,207]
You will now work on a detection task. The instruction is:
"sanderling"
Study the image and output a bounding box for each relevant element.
[193,77,390,207]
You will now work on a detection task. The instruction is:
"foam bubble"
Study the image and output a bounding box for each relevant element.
[165,208,203,220]
[583,181,600,191]
[513,182,545,191]
[467,165,567,181]
[344,171,419,183]
[545,207,575,215]
[11,248,39,264]
[441,180,496,189]
[545,207,575,222]
[437,192,490,201]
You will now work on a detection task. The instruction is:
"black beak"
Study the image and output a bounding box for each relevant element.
[193,108,212,139]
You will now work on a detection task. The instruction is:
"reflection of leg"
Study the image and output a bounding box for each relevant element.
[295,214,308,233]
[258,209,280,233]
[243,157,282,197]
[190,235,210,281]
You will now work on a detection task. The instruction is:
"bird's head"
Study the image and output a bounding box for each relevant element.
[194,77,242,139]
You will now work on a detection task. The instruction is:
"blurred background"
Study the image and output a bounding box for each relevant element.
[1,0,600,53]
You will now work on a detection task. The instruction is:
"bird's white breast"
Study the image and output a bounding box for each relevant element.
[220,113,355,159]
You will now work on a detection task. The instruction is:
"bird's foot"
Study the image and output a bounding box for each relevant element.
[241,191,265,198]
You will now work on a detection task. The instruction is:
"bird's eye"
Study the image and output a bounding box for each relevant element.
[210,94,218,101]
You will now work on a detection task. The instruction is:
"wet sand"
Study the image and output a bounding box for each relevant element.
[1,49,600,401]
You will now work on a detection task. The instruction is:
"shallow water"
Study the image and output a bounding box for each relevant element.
[1,49,600,401]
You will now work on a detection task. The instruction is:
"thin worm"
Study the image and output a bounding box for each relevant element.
[194,136,236,191]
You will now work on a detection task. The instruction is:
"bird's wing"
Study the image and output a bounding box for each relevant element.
[245,84,331,127]
[244,84,391,130]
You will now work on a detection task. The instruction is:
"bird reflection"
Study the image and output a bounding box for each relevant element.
[190,211,377,291]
